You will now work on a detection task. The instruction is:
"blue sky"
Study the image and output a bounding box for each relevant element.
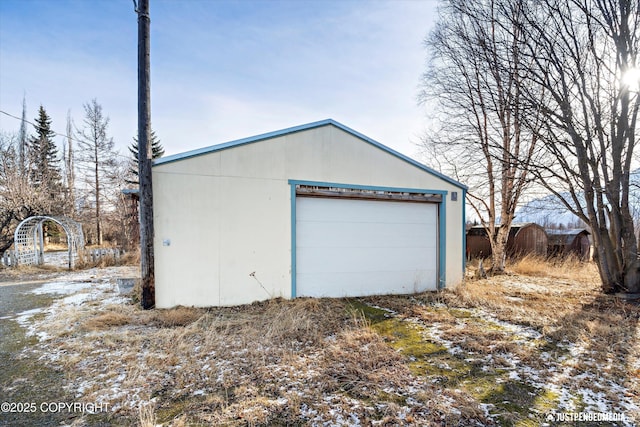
[0,0,439,158]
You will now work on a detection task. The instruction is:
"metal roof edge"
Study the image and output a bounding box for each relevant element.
[153,119,334,166]
[326,120,467,190]
[152,118,467,190]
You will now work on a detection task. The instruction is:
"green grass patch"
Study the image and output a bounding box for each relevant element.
[352,299,575,427]
[347,300,392,323]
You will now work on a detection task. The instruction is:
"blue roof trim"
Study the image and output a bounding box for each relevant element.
[153,119,467,190]
[154,119,333,166]
[326,120,466,190]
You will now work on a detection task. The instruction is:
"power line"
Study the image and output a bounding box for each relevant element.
[0,109,132,160]
[1,109,84,144]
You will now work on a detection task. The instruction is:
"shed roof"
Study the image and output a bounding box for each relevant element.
[546,228,591,245]
[153,119,467,190]
[545,228,591,236]
[467,223,540,235]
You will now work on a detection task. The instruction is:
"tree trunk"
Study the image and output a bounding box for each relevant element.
[94,144,102,246]
[491,226,509,273]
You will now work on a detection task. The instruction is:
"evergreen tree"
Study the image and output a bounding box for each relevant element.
[27,105,62,203]
[127,129,164,185]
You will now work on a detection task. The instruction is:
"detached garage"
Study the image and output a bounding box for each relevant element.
[152,119,466,308]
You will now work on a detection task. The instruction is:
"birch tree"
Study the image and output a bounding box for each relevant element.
[420,0,542,272]
[520,0,640,293]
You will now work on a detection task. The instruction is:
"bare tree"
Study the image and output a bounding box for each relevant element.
[0,133,53,253]
[76,99,117,246]
[102,157,137,247]
[420,0,542,272]
[62,110,76,217]
[18,95,27,175]
[520,0,640,293]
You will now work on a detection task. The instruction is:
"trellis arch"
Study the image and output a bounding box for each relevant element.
[14,216,85,269]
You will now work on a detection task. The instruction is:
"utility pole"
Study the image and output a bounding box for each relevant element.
[136,0,155,309]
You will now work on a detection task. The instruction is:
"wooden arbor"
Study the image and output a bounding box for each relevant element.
[13,216,84,269]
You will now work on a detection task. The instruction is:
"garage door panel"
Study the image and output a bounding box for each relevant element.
[296,197,438,297]
[297,221,437,249]
[298,197,437,224]
[297,269,436,297]
[297,245,435,273]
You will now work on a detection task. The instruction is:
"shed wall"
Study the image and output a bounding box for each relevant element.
[509,225,547,257]
[153,125,464,307]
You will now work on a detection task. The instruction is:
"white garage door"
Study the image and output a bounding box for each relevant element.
[296,197,438,297]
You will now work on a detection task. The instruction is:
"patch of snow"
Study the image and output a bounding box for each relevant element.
[508,370,521,380]
[15,307,44,324]
[60,292,94,305]
[31,281,93,295]
[479,403,494,418]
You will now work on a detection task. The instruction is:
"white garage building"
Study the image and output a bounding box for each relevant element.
[152,119,466,308]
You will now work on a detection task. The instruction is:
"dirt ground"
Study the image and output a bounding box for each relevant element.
[1,258,639,426]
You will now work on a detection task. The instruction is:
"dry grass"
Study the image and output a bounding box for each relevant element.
[82,311,132,330]
[0,264,64,283]
[150,306,205,328]
[321,326,408,397]
[510,253,598,281]
[451,259,640,377]
[73,251,139,270]
[32,294,480,425]
[44,242,70,251]
[19,259,640,426]
[137,401,156,427]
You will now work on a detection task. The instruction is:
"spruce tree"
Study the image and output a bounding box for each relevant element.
[127,130,164,185]
[28,105,62,200]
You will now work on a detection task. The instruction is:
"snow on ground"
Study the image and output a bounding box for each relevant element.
[7,267,640,425]
[10,267,141,412]
[390,297,639,426]
[15,266,133,326]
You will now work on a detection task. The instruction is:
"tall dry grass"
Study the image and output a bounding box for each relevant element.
[137,402,156,427]
[509,253,599,282]
[29,255,639,425]
[37,294,485,425]
[73,249,139,270]
[450,256,640,373]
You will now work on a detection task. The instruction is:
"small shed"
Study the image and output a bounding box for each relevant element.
[508,223,547,257]
[466,223,548,259]
[546,228,591,260]
[152,119,467,308]
[466,225,493,259]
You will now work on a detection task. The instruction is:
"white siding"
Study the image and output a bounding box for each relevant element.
[153,124,464,308]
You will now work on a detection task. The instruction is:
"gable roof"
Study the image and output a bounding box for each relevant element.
[153,119,467,190]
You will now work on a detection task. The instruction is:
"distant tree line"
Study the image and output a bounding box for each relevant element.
[0,98,164,253]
